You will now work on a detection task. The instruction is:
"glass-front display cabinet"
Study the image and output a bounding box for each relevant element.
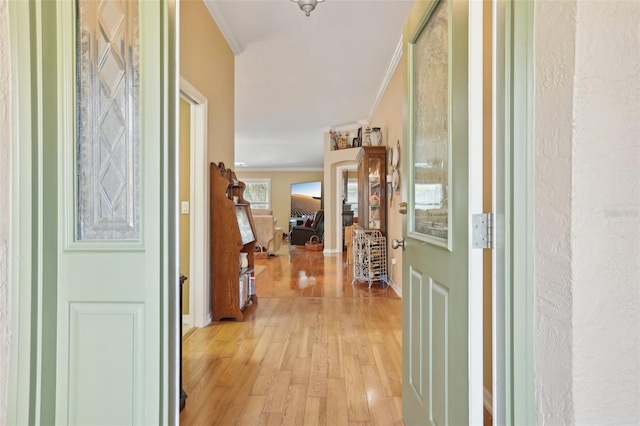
[357,146,387,236]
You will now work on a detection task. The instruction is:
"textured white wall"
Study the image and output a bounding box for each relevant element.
[535,0,640,424]
[572,1,640,423]
[0,0,11,422]
[533,1,577,423]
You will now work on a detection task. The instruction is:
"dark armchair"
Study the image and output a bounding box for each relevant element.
[290,210,324,246]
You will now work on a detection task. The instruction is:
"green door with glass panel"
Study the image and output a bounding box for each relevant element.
[9,0,172,423]
[401,0,484,424]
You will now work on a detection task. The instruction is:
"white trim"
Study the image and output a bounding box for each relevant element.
[326,121,368,133]
[368,36,404,122]
[387,277,402,298]
[202,0,244,55]
[492,1,506,423]
[323,248,341,254]
[180,77,210,328]
[468,1,485,423]
[334,164,357,255]
[484,386,493,413]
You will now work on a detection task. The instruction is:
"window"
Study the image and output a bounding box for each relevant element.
[243,178,271,209]
[414,183,443,210]
[346,179,358,217]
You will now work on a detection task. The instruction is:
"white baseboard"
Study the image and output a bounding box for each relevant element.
[182,314,191,327]
[387,277,402,298]
[484,386,493,413]
[323,248,341,255]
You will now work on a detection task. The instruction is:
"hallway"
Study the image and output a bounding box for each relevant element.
[180,244,403,425]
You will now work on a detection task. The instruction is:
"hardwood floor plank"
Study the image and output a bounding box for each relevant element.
[303,396,327,426]
[372,343,402,397]
[235,395,267,426]
[391,397,403,425]
[213,364,261,425]
[299,326,312,358]
[326,378,349,426]
[259,412,284,426]
[361,365,394,426]
[326,333,344,379]
[282,384,307,426]
[248,326,277,365]
[251,342,285,395]
[291,356,312,384]
[181,385,228,425]
[345,355,371,422]
[354,326,376,366]
[277,332,301,372]
[387,396,404,426]
[307,343,328,397]
[264,370,293,413]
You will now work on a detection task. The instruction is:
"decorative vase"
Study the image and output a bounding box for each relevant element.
[371,127,382,146]
[239,252,248,268]
[363,127,372,146]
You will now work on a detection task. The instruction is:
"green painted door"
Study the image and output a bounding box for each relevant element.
[401,0,483,424]
[28,0,171,423]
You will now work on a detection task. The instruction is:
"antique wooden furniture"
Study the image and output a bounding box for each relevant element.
[210,162,257,321]
[357,146,387,236]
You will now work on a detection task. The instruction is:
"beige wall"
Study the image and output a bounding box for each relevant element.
[235,170,324,236]
[179,98,191,314]
[368,55,405,291]
[180,0,234,168]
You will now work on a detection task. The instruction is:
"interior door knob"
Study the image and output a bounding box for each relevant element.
[392,239,405,250]
[398,202,407,215]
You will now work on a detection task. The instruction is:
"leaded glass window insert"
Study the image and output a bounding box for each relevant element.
[76,0,140,240]
[411,0,449,242]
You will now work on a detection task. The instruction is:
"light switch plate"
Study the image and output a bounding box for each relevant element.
[181,201,189,214]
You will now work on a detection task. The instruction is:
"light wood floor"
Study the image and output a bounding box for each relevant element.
[180,244,403,425]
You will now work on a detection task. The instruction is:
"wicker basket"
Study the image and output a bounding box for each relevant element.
[254,244,268,259]
[305,235,324,251]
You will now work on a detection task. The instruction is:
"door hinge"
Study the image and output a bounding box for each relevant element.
[472,213,493,249]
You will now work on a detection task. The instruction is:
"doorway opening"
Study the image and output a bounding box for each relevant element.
[179,77,209,329]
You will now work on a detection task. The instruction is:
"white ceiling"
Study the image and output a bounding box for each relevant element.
[204,0,414,170]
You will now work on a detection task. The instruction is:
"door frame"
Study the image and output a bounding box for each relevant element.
[492,0,536,423]
[335,163,357,253]
[179,77,210,328]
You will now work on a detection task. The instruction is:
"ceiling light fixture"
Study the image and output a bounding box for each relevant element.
[291,0,325,17]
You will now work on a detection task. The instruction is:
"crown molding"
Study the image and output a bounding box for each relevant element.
[368,35,404,122]
[324,122,367,133]
[203,0,244,55]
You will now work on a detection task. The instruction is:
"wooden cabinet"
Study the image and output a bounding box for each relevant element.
[342,209,354,249]
[357,146,387,236]
[210,162,257,321]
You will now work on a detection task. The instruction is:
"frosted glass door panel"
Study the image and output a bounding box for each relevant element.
[77,0,140,240]
[411,0,449,243]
